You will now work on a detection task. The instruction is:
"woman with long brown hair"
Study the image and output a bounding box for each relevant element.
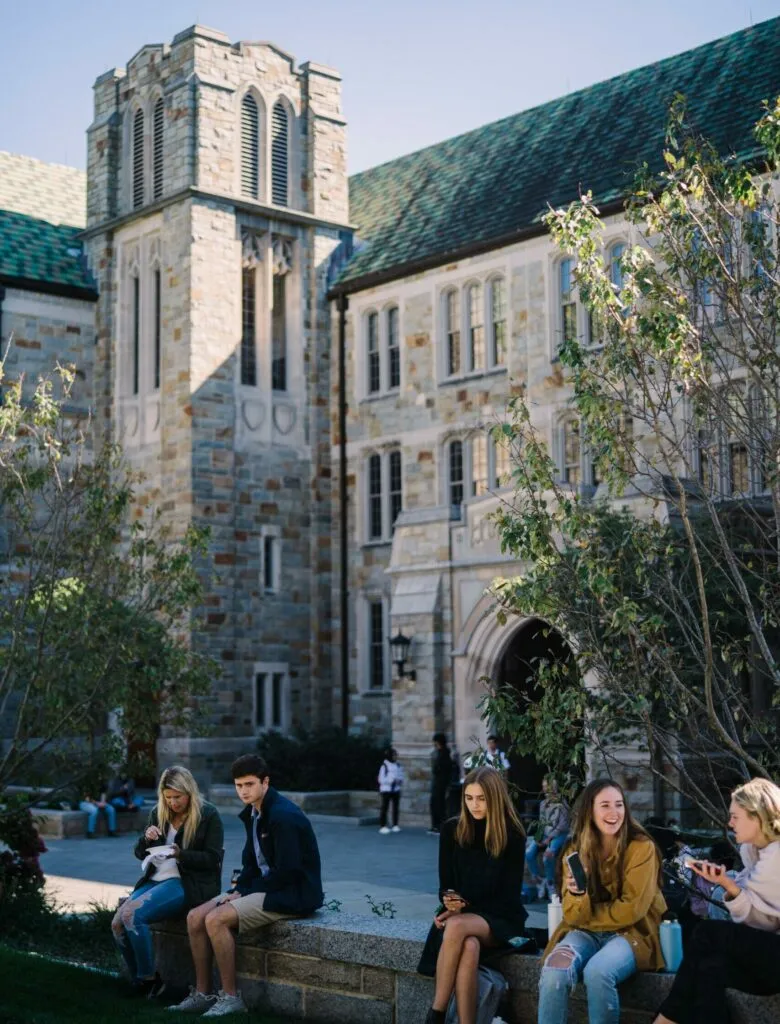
[418,765,527,1024]
[538,778,666,1024]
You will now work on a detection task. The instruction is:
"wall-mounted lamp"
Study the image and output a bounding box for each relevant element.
[389,630,416,681]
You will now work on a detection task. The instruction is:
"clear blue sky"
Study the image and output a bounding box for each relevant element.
[0,0,778,174]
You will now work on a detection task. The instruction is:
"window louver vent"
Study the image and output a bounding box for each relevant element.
[271,102,289,206]
[152,97,164,201]
[241,95,259,199]
[132,109,144,209]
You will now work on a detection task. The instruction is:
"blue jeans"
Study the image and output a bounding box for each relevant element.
[111,879,187,981]
[79,800,117,835]
[538,929,637,1024]
[526,833,568,885]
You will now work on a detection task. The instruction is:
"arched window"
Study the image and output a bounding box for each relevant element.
[489,276,507,366]
[152,97,164,201]
[387,306,400,389]
[271,101,290,206]
[444,289,460,376]
[132,108,145,210]
[241,94,260,199]
[466,282,485,371]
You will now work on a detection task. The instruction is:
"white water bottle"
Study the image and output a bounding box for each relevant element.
[547,894,563,937]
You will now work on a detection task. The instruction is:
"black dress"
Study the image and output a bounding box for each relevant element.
[417,815,528,975]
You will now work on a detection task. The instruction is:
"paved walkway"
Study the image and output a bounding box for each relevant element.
[41,813,546,929]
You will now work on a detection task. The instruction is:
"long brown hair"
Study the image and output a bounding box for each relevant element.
[557,778,660,900]
[156,765,203,850]
[455,766,525,858]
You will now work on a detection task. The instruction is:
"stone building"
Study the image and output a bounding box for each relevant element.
[329,16,780,817]
[1,17,779,802]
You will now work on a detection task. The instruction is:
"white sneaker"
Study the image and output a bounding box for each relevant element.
[167,988,217,1013]
[202,991,248,1017]
[391,825,401,833]
[537,882,549,901]
[379,826,391,834]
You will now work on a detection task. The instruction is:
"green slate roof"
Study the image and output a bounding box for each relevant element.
[0,209,95,296]
[340,16,780,290]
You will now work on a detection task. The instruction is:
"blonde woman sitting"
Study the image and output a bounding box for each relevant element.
[111,765,224,996]
[654,777,780,1024]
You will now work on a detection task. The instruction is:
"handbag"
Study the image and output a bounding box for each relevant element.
[445,964,508,1024]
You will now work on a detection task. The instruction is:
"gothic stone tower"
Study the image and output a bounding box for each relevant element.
[84,25,349,782]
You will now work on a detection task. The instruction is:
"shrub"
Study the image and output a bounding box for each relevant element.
[256,727,389,792]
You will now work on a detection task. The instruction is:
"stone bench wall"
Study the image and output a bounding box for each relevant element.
[34,807,146,838]
[153,912,780,1024]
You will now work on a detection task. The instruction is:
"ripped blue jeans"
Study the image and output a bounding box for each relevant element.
[537,930,636,1024]
[111,879,186,981]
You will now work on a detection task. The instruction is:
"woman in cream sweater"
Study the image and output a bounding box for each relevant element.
[539,778,666,1024]
[654,777,780,1024]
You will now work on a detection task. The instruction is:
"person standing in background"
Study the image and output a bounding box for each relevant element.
[378,748,404,834]
[429,733,453,835]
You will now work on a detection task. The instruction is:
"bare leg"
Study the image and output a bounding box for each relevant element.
[653,1017,677,1024]
[454,935,481,1024]
[205,904,241,996]
[187,899,221,994]
[432,914,495,1012]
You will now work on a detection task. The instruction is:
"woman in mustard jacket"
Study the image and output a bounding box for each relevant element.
[538,778,666,1024]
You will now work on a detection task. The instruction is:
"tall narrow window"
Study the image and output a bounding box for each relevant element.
[609,242,626,291]
[389,449,402,530]
[445,289,460,376]
[131,275,140,395]
[559,258,577,350]
[368,600,385,690]
[449,440,464,513]
[387,307,400,389]
[563,418,581,486]
[153,267,161,390]
[152,97,164,201]
[368,453,382,540]
[472,434,488,496]
[698,428,714,493]
[271,672,284,728]
[467,283,485,370]
[255,673,267,729]
[271,273,287,391]
[263,535,278,592]
[367,311,380,394]
[241,94,259,199]
[490,277,507,366]
[132,109,145,209]
[493,436,511,489]
[241,266,257,387]
[271,101,289,206]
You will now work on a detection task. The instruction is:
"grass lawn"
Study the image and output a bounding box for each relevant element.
[0,946,285,1023]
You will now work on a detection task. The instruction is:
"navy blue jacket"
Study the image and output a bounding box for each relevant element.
[234,787,324,914]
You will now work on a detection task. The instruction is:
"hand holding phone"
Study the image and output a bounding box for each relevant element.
[565,851,588,894]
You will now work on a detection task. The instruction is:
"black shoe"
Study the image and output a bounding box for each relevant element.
[130,978,158,997]
[425,1009,446,1024]
[146,974,167,1000]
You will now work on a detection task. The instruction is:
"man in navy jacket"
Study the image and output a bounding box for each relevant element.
[170,754,323,1017]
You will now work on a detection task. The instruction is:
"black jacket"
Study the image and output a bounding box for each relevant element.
[133,801,223,910]
[234,787,324,915]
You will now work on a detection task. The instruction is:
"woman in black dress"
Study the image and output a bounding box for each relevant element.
[419,765,527,1024]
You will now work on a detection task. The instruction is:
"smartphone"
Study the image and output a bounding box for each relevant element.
[566,851,588,893]
[682,856,703,870]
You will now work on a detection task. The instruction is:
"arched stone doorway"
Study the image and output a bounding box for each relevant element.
[495,617,582,814]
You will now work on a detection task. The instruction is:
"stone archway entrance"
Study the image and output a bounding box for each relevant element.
[495,617,581,814]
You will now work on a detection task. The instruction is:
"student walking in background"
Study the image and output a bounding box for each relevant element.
[418,765,527,1024]
[653,777,780,1024]
[429,733,454,835]
[378,747,404,834]
[538,778,666,1024]
[526,776,570,900]
[111,765,223,997]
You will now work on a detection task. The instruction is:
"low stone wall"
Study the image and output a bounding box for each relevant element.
[34,808,146,839]
[152,912,780,1024]
[208,787,380,824]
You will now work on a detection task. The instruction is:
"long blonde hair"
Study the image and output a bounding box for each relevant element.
[559,778,660,900]
[156,765,203,850]
[455,766,525,858]
[732,778,780,844]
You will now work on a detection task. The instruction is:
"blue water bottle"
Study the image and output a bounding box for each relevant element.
[660,919,683,972]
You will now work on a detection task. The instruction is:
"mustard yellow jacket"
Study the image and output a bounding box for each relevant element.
[544,836,667,970]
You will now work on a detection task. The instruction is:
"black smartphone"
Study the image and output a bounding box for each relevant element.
[566,851,588,893]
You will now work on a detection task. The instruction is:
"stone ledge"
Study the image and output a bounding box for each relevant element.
[33,808,146,839]
[152,913,780,1024]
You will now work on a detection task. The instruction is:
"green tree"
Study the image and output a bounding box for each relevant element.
[0,358,216,800]
[484,96,780,825]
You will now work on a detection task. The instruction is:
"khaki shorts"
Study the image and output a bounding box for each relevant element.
[231,892,299,935]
